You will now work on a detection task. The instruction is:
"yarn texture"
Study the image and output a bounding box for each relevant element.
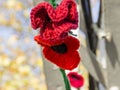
[30,0,78,46]
[30,0,80,70]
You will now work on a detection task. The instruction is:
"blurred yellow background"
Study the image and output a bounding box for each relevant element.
[0,0,47,90]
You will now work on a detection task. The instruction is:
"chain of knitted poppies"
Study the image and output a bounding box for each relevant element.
[30,0,80,70]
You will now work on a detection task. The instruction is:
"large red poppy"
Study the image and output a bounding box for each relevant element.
[43,36,80,70]
[67,72,84,88]
[30,0,78,46]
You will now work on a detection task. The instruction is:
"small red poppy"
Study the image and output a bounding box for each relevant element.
[43,36,80,70]
[30,0,78,46]
[67,72,84,88]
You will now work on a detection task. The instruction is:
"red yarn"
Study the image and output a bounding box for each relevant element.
[30,0,80,70]
[43,36,80,70]
[67,72,84,88]
[30,0,78,46]
[34,34,69,46]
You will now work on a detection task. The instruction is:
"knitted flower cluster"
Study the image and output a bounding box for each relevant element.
[30,0,80,70]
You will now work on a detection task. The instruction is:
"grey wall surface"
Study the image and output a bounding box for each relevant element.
[105,0,120,89]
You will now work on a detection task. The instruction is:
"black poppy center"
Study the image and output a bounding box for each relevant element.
[51,44,68,54]
[71,74,80,80]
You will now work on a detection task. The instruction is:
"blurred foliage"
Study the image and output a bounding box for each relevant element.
[0,0,47,90]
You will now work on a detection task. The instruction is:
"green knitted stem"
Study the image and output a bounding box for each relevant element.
[50,0,57,8]
[60,69,71,90]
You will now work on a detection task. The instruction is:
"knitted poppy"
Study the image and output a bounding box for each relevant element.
[30,0,78,46]
[67,72,84,88]
[43,36,80,70]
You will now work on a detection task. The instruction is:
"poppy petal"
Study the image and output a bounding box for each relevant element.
[34,34,80,48]
[34,34,68,46]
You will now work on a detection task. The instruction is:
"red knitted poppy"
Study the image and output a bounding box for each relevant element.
[43,36,80,70]
[30,0,78,46]
[67,72,84,88]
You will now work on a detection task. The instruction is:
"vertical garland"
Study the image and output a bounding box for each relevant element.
[30,0,80,89]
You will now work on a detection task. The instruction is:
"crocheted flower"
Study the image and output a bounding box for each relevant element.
[67,72,84,88]
[30,0,78,46]
[43,36,80,70]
